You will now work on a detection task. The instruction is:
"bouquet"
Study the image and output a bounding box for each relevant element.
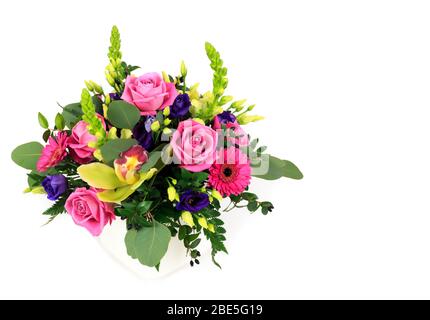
[11,26,302,269]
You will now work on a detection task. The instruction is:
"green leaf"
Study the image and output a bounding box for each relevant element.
[247,201,259,212]
[42,129,51,142]
[62,103,82,129]
[11,142,43,170]
[189,238,201,249]
[27,171,46,188]
[137,201,153,214]
[178,225,189,240]
[139,151,162,173]
[252,155,303,180]
[124,229,138,259]
[107,100,141,129]
[211,218,224,226]
[38,112,49,129]
[92,95,103,114]
[42,197,67,216]
[242,192,258,201]
[133,221,171,267]
[100,138,138,165]
[185,233,200,242]
[55,113,65,131]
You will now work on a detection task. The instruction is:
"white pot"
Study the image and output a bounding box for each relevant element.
[97,219,207,278]
[97,203,251,277]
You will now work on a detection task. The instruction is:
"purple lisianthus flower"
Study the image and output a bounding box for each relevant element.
[109,93,121,101]
[42,175,68,201]
[176,190,210,213]
[170,94,191,118]
[216,111,236,124]
[132,117,154,151]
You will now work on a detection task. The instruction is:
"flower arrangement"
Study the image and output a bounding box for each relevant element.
[11,26,303,269]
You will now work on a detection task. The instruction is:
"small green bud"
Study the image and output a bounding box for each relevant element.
[219,95,234,106]
[180,60,187,77]
[106,64,115,73]
[231,99,247,111]
[120,129,132,139]
[150,120,160,132]
[162,71,170,83]
[90,81,103,94]
[104,94,111,105]
[247,104,256,111]
[162,127,172,136]
[163,106,170,116]
[108,127,118,140]
[85,80,94,92]
[106,73,115,86]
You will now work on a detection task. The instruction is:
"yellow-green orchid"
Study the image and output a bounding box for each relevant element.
[77,145,157,204]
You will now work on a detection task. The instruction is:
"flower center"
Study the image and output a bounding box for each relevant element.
[76,201,85,213]
[192,135,202,147]
[223,167,233,177]
[220,164,238,182]
[142,79,154,86]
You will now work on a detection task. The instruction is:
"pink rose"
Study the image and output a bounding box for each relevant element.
[121,72,178,115]
[171,120,218,172]
[65,187,115,236]
[68,115,106,164]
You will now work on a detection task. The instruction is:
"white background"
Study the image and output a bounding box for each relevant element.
[1,0,430,299]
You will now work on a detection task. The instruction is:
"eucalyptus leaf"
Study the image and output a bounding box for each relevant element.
[100,138,138,165]
[137,201,153,214]
[124,229,138,259]
[62,103,83,128]
[139,151,162,173]
[11,142,44,170]
[107,100,141,129]
[252,155,303,180]
[133,221,171,267]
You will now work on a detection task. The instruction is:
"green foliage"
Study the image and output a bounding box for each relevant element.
[204,225,228,269]
[175,169,208,189]
[228,191,274,215]
[139,150,163,173]
[55,113,65,131]
[11,142,44,170]
[107,100,141,129]
[81,89,106,146]
[62,103,83,129]
[115,200,154,229]
[205,42,228,98]
[124,229,138,258]
[42,129,51,142]
[38,112,49,129]
[100,138,138,165]
[42,197,67,216]
[252,154,303,180]
[125,221,171,267]
[27,171,46,189]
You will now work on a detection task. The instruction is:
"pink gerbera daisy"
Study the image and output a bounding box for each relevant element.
[208,147,251,196]
[37,131,69,172]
